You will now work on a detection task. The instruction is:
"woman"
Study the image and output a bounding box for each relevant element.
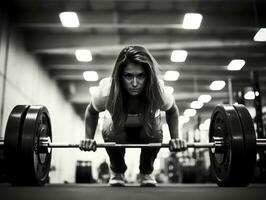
[80,45,186,186]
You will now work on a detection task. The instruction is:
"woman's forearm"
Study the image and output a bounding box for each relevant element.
[85,103,99,139]
[165,103,179,139]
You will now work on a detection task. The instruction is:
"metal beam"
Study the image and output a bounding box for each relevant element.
[24,31,266,53]
[15,11,266,30]
[49,68,266,82]
[41,54,266,68]
[58,79,266,89]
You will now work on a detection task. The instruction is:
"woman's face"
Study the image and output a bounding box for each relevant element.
[122,63,147,96]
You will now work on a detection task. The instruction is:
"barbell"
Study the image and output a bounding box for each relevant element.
[0,104,265,186]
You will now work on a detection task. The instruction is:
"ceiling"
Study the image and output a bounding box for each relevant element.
[5,0,266,120]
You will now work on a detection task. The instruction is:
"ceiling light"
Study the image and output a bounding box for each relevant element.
[254,28,266,42]
[182,13,203,30]
[83,71,98,81]
[209,80,226,91]
[190,101,203,109]
[59,12,80,28]
[244,91,255,100]
[163,71,180,81]
[198,94,212,103]
[184,109,197,117]
[227,59,245,71]
[75,49,92,62]
[171,50,188,62]
[89,86,99,95]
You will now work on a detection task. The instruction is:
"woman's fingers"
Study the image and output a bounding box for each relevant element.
[169,139,187,152]
[79,139,97,151]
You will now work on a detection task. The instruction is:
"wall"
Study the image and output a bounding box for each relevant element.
[0,15,110,183]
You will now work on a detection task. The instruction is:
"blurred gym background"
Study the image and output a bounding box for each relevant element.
[0,0,266,184]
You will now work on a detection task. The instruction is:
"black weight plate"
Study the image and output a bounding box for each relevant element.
[209,105,245,186]
[233,104,256,186]
[4,105,30,185]
[20,105,52,186]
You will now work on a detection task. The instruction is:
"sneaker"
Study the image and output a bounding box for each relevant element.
[139,173,157,187]
[108,173,125,186]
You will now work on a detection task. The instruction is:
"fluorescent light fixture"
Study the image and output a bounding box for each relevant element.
[254,28,266,42]
[179,115,190,124]
[227,59,245,71]
[89,86,99,95]
[184,109,197,117]
[83,71,98,81]
[59,12,80,28]
[75,49,92,62]
[163,71,180,81]
[171,50,188,62]
[164,86,174,94]
[209,80,226,91]
[182,13,203,30]
[190,101,203,109]
[244,91,255,100]
[198,94,212,103]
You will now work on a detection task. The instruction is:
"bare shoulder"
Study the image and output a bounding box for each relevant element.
[158,78,175,111]
[98,77,112,97]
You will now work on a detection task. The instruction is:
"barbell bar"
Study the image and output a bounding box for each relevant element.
[38,137,266,149]
[38,136,222,149]
[2,137,266,150]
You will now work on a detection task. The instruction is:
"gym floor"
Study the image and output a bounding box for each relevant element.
[1,184,266,200]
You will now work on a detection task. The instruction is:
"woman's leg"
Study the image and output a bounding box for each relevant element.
[139,129,163,174]
[102,119,127,173]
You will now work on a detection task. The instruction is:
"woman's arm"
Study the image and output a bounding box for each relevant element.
[165,102,187,152]
[80,103,99,152]
[85,103,99,139]
[81,78,109,151]
[165,102,179,139]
